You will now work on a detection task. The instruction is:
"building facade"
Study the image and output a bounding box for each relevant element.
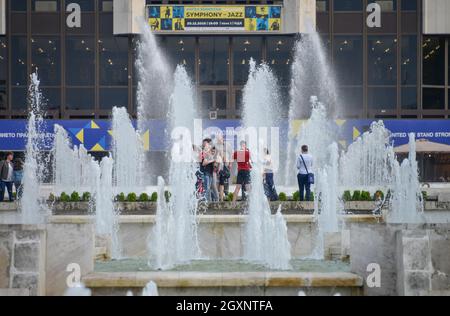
[0,0,449,119]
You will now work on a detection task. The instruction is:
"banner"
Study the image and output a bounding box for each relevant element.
[147,5,282,32]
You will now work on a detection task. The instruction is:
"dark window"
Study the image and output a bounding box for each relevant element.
[401,87,417,109]
[99,37,129,86]
[423,88,445,110]
[40,87,60,110]
[11,36,27,86]
[423,37,445,86]
[233,37,262,85]
[216,90,227,110]
[401,35,417,85]
[340,86,363,116]
[32,0,60,11]
[333,36,363,85]
[0,37,6,85]
[163,37,195,77]
[68,0,95,11]
[316,0,328,12]
[199,37,229,85]
[334,0,363,11]
[201,90,213,111]
[267,36,294,86]
[368,0,397,11]
[12,87,27,109]
[0,86,6,110]
[99,88,128,109]
[11,13,27,34]
[99,12,113,34]
[401,0,416,10]
[11,0,27,11]
[66,37,95,86]
[99,0,113,12]
[235,89,243,110]
[66,88,95,110]
[368,36,397,85]
[368,87,397,109]
[31,37,61,86]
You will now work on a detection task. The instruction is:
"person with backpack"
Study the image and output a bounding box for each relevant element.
[296,145,314,201]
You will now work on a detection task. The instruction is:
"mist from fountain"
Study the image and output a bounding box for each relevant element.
[111,106,144,190]
[21,72,50,224]
[242,60,291,270]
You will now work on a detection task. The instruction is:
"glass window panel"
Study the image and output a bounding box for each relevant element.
[423,37,445,86]
[216,90,227,110]
[401,87,417,109]
[368,87,397,109]
[100,88,128,109]
[99,37,129,86]
[339,86,363,115]
[99,13,113,34]
[11,36,27,86]
[0,86,6,110]
[40,88,60,110]
[163,37,195,77]
[401,0,416,10]
[333,36,363,85]
[267,36,294,86]
[11,13,27,34]
[334,0,363,11]
[201,90,213,111]
[66,37,95,86]
[423,88,445,110]
[69,0,95,11]
[32,0,60,11]
[368,36,397,85]
[12,87,27,109]
[99,0,113,12]
[235,90,242,110]
[31,37,61,86]
[12,0,27,11]
[199,37,229,85]
[401,35,417,85]
[233,37,262,85]
[316,0,329,12]
[368,0,397,11]
[66,13,95,34]
[0,37,6,85]
[66,88,95,110]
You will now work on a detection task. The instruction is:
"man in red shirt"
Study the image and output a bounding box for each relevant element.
[232,140,251,201]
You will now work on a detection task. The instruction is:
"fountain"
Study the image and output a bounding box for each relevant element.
[142,281,159,296]
[242,60,291,270]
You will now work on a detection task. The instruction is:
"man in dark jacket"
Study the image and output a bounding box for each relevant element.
[0,152,15,202]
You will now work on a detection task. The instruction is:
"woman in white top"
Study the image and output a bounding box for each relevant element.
[263,148,277,201]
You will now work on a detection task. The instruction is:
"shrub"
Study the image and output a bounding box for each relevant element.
[48,193,56,202]
[127,192,137,202]
[227,192,234,202]
[279,192,287,201]
[70,191,80,202]
[309,192,315,201]
[116,192,126,202]
[292,191,300,201]
[342,190,352,202]
[82,192,91,202]
[422,191,428,200]
[150,192,158,202]
[139,193,149,202]
[164,190,171,202]
[60,192,71,202]
[373,190,384,201]
[361,191,372,201]
[352,190,361,201]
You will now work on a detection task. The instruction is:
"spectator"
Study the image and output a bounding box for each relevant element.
[13,158,24,200]
[0,152,15,202]
[200,138,215,202]
[263,148,278,201]
[232,141,251,202]
[296,145,313,201]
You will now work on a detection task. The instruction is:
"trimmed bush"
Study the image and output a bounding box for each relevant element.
[48,193,56,202]
[373,190,384,201]
[309,192,315,201]
[342,190,352,202]
[82,192,91,202]
[150,192,158,202]
[352,190,361,201]
[164,190,171,202]
[70,191,80,202]
[227,192,234,202]
[279,192,287,201]
[60,192,70,202]
[422,191,428,200]
[116,192,126,202]
[127,192,137,202]
[361,191,372,201]
[292,191,300,201]
[139,193,149,202]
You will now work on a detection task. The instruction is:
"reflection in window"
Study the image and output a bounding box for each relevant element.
[12,87,28,110]
[235,90,243,111]
[11,36,27,86]
[401,35,417,85]
[267,37,294,86]
[423,37,445,86]
[201,91,213,112]
[163,37,195,77]
[216,90,227,110]
[31,37,61,86]
[316,0,328,12]
[334,36,363,85]
[233,37,262,85]
[0,37,6,85]
[339,86,363,116]
[32,0,59,12]
[66,88,95,110]
[99,37,129,85]
[40,88,60,110]
[66,37,95,86]
[12,0,27,11]
[368,36,397,85]
[0,86,6,110]
[423,88,445,110]
[368,0,397,12]
[100,88,128,109]
[401,87,417,109]
[334,0,363,11]
[368,87,396,109]
[401,0,416,11]
[199,37,229,85]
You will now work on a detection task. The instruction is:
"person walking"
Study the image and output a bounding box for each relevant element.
[215,134,231,201]
[13,158,24,200]
[200,138,215,202]
[0,152,15,202]
[296,145,313,201]
[263,148,278,201]
[232,141,251,202]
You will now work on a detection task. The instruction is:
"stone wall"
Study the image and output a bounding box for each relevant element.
[0,225,46,296]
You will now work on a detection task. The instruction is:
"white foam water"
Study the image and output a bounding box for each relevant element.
[63,283,91,296]
[142,281,159,296]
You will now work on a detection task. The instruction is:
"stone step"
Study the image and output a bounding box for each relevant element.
[95,247,108,261]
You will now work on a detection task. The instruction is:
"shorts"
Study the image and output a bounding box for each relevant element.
[236,170,251,185]
[219,167,230,186]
